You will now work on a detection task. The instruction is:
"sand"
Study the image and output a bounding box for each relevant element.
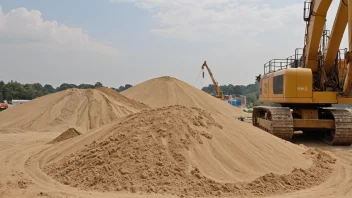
[0,76,347,198]
[43,105,334,197]
[0,87,149,133]
[49,128,82,144]
[1,131,350,198]
[122,76,247,117]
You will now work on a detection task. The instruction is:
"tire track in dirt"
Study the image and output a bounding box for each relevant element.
[265,140,352,198]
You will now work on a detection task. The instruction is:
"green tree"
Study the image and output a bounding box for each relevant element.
[6,81,28,99]
[95,82,103,88]
[246,93,257,104]
[44,84,55,93]
[202,84,216,95]
[78,84,95,89]
[0,81,5,101]
[124,84,132,90]
[115,84,133,92]
[0,80,134,100]
[56,83,78,92]
[202,83,258,98]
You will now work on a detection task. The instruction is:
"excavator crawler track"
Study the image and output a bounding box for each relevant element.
[322,108,352,146]
[253,106,352,146]
[252,106,294,141]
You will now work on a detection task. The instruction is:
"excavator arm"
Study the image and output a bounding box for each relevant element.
[202,61,224,99]
[320,0,348,90]
[303,0,352,96]
[303,0,332,71]
[342,0,352,96]
[323,0,348,74]
[316,0,352,96]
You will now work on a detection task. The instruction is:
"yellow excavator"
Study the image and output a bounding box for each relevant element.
[253,0,352,145]
[202,61,226,100]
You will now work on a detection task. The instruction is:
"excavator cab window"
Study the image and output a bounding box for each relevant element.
[273,75,284,94]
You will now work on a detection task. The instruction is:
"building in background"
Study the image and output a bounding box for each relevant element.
[227,95,247,107]
[11,100,30,107]
[228,99,241,107]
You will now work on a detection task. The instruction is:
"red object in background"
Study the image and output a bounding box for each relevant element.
[0,103,8,111]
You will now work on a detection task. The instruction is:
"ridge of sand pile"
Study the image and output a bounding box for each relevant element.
[44,105,334,197]
[0,88,149,133]
[49,128,82,144]
[122,76,246,117]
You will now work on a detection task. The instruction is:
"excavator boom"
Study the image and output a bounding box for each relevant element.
[201,61,224,100]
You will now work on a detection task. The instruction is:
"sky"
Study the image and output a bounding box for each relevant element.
[0,0,348,88]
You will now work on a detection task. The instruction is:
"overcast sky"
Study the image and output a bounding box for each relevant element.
[0,0,348,88]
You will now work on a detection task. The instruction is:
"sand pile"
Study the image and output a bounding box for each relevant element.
[49,128,82,144]
[44,105,333,197]
[122,76,246,117]
[0,88,149,133]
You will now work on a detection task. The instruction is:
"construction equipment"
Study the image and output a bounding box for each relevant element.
[0,103,8,111]
[202,61,228,100]
[0,96,8,112]
[253,0,352,146]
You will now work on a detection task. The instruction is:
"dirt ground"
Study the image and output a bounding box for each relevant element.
[0,82,351,198]
[0,131,351,198]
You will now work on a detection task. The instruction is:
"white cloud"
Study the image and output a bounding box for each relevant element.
[0,7,119,55]
[0,6,126,88]
[1,2,349,90]
[111,0,346,48]
[110,0,310,87]
[112,0,303,42]
[111,0,349,88]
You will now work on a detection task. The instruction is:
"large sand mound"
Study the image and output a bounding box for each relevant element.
[122,76,246,117]
[0,88,149,133]
[44,105,333,197]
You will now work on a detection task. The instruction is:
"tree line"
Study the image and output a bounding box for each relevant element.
[0,80,133,101]
[0,79,260,106]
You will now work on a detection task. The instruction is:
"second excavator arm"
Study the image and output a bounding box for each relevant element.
[323,0,348,74]
[342,0,352,96]
[320,0,348,90]
[202,61,224,99]
[303,0,352,96]
[314,0,352,96]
